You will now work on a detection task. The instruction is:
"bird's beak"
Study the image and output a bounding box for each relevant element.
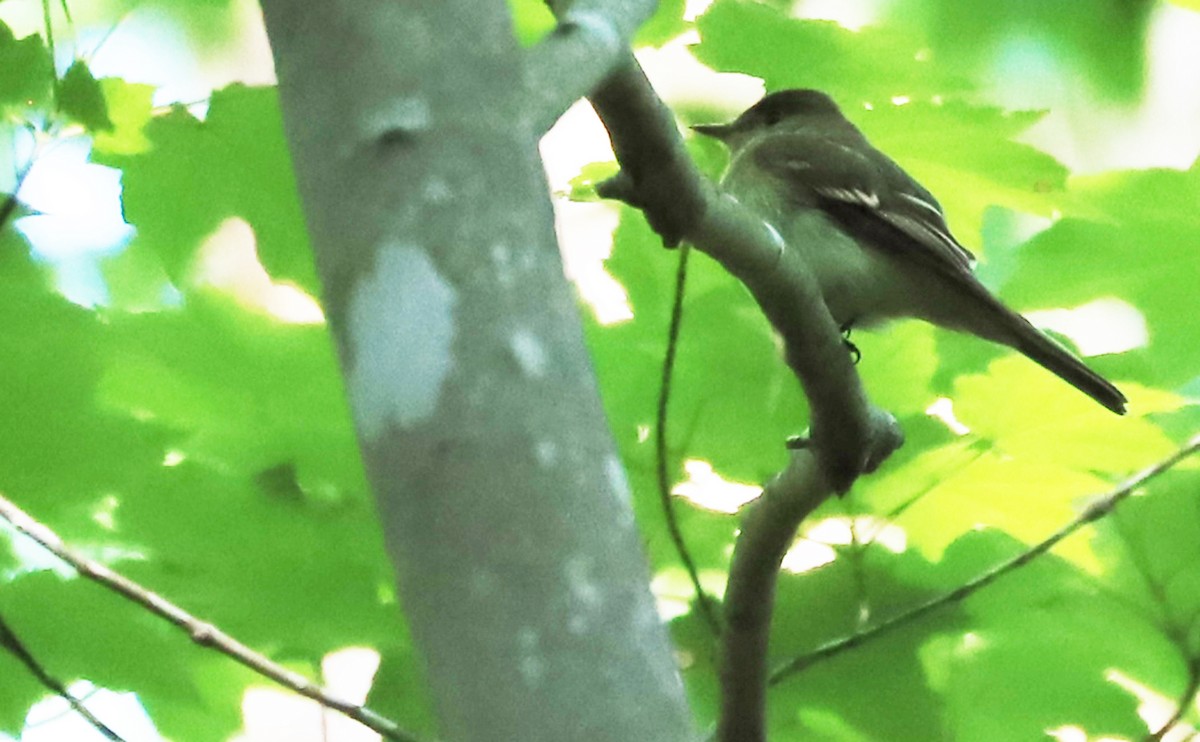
[691,123,734,140]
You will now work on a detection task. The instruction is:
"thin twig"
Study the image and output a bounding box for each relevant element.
[83,7,134,62]
[0,609,125,741]
[656,244,722,636]
[770,433,1200,686]
[41,0,59,103]
[0,493,424,742]
[1145,656,1200,742]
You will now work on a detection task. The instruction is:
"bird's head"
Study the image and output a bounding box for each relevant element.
[692,89,848,150]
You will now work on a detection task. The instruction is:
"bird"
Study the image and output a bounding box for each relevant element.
[692,89,1127,415]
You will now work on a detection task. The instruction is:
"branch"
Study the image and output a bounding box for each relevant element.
[769,432,1200,686]
[560,47,903,742]
[261,1,695,737]
[524,1,658,134]
[0,609,125,741]
[716,450,830,742]
[656,245,722,637]
[0,493,423,742]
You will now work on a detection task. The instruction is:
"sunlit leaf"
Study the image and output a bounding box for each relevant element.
[92,77,154,155]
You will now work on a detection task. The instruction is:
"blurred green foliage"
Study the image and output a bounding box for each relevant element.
[1,0,1199,740]
[885,0,1154,101]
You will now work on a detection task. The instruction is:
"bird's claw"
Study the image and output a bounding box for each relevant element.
[785,435,810,450]
[840,323,861,364]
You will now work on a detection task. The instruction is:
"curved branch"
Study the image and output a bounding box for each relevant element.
[716,451,829,742]
[524,1,658,134]
[567,50,904,742]
[0,493,421,742]
[770,433,1200,686]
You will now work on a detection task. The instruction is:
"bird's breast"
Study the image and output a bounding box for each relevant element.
[776,209,898,327]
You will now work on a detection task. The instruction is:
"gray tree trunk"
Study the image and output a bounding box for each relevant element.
[258,2,695,740]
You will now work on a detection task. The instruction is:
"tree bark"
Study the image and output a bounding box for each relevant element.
[259,2,694,740]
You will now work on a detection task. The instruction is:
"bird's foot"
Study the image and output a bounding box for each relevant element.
[785,435,810,450]
[840,323,861,365]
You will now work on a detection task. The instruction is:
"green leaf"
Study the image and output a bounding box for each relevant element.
[0,21,52,114]
[95,85,318,295]
[114,460,399,656]
[952,356,1179,473]
[0,626,43,734]
[854,355,1178,562]
[92,77,155,155]
[932,529,1176,740]
[634,0,688,48]
[1001,162,1200,390]
[507,0,556,47]
[99,241,174,311]
[885,0,1153,101]
[98,290,360,490]
[0,228,165,532]
[58,59,112,132]
[693,0,971,102]
[857,102,1069,241]
[852,322,939,416]
[3,570,249,741]
[508,0,687,48]
[367,645,439,738]
[567,160,619,201]
[765,540,957,740]
[583,210,792,576]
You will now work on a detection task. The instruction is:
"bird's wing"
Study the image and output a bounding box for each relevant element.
[750,132,976,279]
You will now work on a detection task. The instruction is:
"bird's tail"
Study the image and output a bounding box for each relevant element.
[929,267,1129,415]
[1004,312,1128,415]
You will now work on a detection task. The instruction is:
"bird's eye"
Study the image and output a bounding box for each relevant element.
[762,110,783,126]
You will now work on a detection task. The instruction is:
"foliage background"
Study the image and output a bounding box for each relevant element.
[2,0,1199,739]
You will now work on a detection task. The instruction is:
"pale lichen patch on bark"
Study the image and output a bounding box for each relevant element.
[348,243,457,439]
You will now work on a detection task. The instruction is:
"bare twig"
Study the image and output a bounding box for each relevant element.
[655,245,722,637]
[0,609,125,741]
[0,493,424,742]
[41,0,59,103]
[770,433,1200,686]
[1145,656,1200,742]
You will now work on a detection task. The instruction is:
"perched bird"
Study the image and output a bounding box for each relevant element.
[693,89,1126,415]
